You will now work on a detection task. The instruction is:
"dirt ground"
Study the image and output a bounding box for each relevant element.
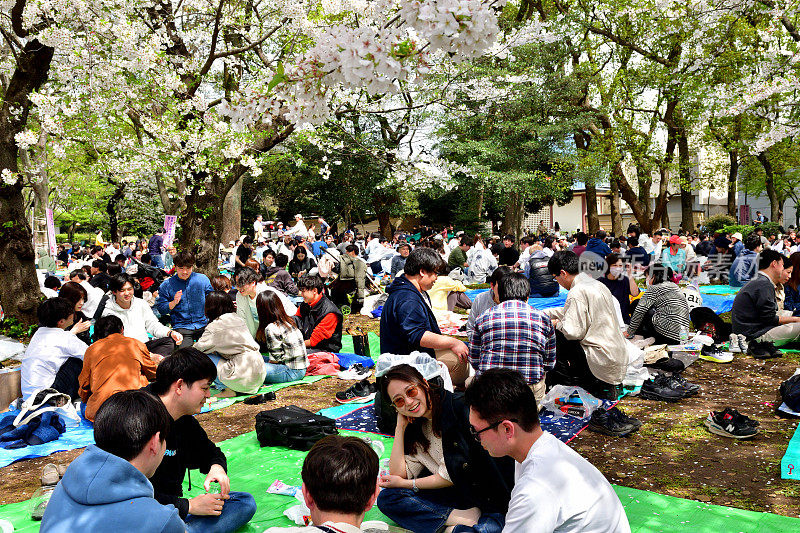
[4,312,800,519]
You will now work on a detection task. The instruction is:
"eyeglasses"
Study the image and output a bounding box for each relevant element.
[391,385,421,409]
[469,419,518,441]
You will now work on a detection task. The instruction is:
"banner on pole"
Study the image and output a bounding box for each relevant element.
[45,208,57,257]
[163,215,177,247]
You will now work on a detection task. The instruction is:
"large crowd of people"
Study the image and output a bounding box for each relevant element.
[22,212,800,532]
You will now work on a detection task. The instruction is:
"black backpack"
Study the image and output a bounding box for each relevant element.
[780,374,800,413]
[255,405,338,450]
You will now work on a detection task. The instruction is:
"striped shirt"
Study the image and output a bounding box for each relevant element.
[469,300,556,384]
[627,282,691,341]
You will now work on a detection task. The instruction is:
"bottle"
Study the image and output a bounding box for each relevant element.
[679,326,689,345]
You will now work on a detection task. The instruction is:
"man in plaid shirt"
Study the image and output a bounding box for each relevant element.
[469,273,556,405]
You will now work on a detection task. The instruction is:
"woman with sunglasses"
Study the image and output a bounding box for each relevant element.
[377,364,514,533]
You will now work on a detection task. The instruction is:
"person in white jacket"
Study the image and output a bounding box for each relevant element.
[285,214,307,237]
[193,291,267,396]
[102,273,182,357]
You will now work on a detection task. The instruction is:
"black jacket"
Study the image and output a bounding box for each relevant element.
[90,272,111,292]
[731,273,780,340]
[296,294,343,352]
[527,251,559,297]
[144,385,227,519]
[438,389,515,513]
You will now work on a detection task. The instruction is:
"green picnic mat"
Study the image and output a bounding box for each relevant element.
[5,427,800,532]
[340,332,381,362]
[615,484,800,532]
[203,375,328,413]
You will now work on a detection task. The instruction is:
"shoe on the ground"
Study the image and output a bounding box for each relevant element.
[737,334,749,353]
[608,406,642,430]
[720,407,759,429]
[645,356,686,373]
[698,344,734,363]
[639,374,685,402]
[704,410,758,439]
[350,363,371,377]
[587,408,638,437]
[747,340,781,360]
[728,333,742,353]
[335,379,376,404]
[243,391,276,405]
[665,373,701,397]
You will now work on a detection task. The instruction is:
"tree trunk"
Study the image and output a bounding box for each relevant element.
[502,190,525,238]
[677,126,694,232]
[727,149,738,218]
[609,176,622,236]
[757,153,782,225]
[221,176,242,244]
[0,39,56,324]
[636,165,652,223]
[178,191,223,277]
[106,177,126,242]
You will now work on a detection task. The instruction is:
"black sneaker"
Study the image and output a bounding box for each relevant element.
[587,408,637,437]
[645,357,686,373]
[720,407,759,429]
[704,410,758,439]
[639,374,685,402]
[350,363,371,378]
[748,340,781,359]
[608,406,642,430]
[335,379,375,404]
[665,374,700,397]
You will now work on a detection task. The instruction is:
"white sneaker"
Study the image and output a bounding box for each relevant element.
[737,334,749,353]
[729,334,741,353]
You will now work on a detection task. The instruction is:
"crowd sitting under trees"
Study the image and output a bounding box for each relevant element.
[20,211,800,532]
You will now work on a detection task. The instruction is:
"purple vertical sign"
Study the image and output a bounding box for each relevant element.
[163,215,177,247]
[45,208,57,257]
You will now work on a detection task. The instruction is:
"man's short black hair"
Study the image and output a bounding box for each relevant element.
[110,272,136,292]
[759,248,783,271]
[498,273,530,302]
[744,233,762,251]
[490,243,505,256]
[92,259,107,272]
[301,435,378,514]
[235,267,260,286]
[628,236,639,247]
[69,269,88,281]
[150,347,217,395]
[647,262,674,285]
[548,250,579,276]
[173,251,195,268]
[94,390,172,461]
[503,234,515,242]
[627,225,641,238]
[345,244,359,254]
[242,235,253,245]
[404,247,446,276]
[653,230,663,237]
[488,265,512,285]
[263,249,276,259]
[275,254,289,268]
[465,368,540,431]
[37,297,74,328]
[43,276,61,290]
[459,237,471,247]
[141,253,152,264]
[576,232,589,246]
[595,230,607,240]
[521,236,536,246]
[94,315,124,341]
[298,274,324,293]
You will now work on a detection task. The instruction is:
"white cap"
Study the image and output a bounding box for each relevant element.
[295,214,303,219]
[731,232,743,241]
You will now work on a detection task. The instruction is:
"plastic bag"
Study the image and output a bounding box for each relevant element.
[623,340,650,387]
[540,385,601,419]
[283,490,311,526]
[375,352,442,381]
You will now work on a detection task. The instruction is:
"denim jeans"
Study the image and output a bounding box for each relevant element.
[262,360,306,384]
[151,253,165,269]
[206,353,227,390]
[377,487,504,533]
[184,491,257,533]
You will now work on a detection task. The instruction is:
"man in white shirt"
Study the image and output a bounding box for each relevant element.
[22,297,88,401]
[253,214,264,240]
[264,435,380,533]
[286,214,307,237]
[465,369,630,533]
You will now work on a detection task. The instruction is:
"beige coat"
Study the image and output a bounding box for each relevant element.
[547,273,628,385]
[193,312,266,394]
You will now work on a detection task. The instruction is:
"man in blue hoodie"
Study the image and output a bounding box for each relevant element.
[41,390,185,533]
[584,230,612,258]
[155,250,214,349]
[380,247,469,384]
[730,233,763,287]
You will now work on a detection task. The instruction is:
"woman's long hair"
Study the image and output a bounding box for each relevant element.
[788,252,800,291]
[380,364,442,454]
[255,290,295,343]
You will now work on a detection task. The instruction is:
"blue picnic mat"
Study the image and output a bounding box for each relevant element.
[334,401,615,443]
[465,286,736,314]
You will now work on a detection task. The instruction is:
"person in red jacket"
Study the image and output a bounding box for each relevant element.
[295,275,342,353]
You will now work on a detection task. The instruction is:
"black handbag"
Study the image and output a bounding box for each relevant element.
[255,405,338,451]
[351,329,370,359]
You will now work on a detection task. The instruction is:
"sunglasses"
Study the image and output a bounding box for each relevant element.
[392,385,422,409]
[469,419,518,441]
